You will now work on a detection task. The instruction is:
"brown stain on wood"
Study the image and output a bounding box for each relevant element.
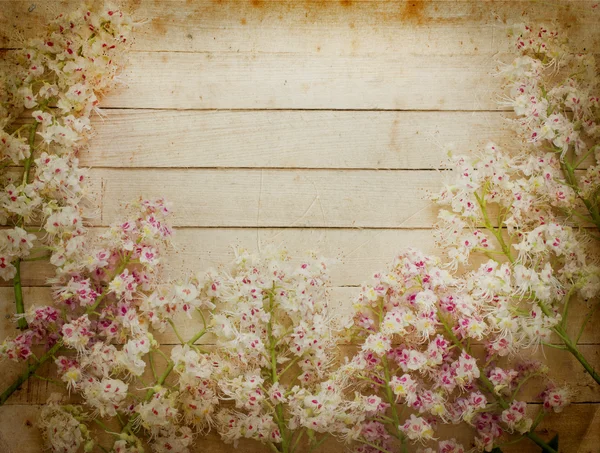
[150,17,167,35]
[196,0,456,29]
[240,18,247,25]
[557,4,578,30]
[400,1,427,24]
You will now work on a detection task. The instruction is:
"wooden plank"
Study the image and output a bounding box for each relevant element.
[3,286,600,345]
[2,1,599,55]
[91,168,594,227]
[19,110,596,170]
[80,109,512,169]
[98,51,507,110]
[5,228,443,286]
[95,168,441,227]
[0,343,598,404]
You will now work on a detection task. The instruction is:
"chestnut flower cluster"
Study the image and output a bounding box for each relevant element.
[198,248,347,452]
[332,249,569,453]
[0,199,203,453]
[0,2,132,328]
[433,24,600,386]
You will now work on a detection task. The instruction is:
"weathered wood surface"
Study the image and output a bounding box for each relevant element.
[2,1,599,55]
[80,110,512,169]
[1,0,599,452]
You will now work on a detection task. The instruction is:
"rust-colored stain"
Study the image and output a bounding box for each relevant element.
[150,17,167,35]
[557,4,578,30]
[240,17,247,25]
[400,1,427,24]
[251,0,263,7]
[340,0,352,7]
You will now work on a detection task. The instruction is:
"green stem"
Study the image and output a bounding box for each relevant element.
[125,326,208,437]
[477,186,600,385]
[531,409,546,430]
[12,259,27,330]
[267,286,289,453]
[86,253,131,314]
[148,351,158,380]
[474,192,515,263]
[375,302,406,446]
[279,355,302,379]
[574,144,599,169]
[381,355,404,440]
[556,326,600,385]
[308,433,329,452]
[144,361,175,400]
[92,418,119,436]
[32,374,64,387]
[538,302,600,385]
[23,122,39,185]
[525,431,558,453]
[560,159,600,234]
[541,342,566,350]
[576,302,600,343]
[0,340,63,406]
[167,319,185,344]
[511,372,543,401]
[437,311,563,453]
[290,428,305,453]
[356,439,394,453]
[11,123,39,330]
[187,326,207,345]
[560,285,577,329]
[266,442,281,453]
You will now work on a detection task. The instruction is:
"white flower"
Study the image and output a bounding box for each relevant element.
[363,333,392,355]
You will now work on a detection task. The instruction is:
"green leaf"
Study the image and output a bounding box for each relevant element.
[491,448,504,453]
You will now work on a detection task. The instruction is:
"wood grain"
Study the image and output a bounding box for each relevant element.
[80,109,512,169]
[93,168,442,227]
[101,51,504,110]
[2,1,599,55]
[1,0,599,450]
[10,228,445,286]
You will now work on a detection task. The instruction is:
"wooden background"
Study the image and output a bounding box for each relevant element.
[1,0,599,451]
